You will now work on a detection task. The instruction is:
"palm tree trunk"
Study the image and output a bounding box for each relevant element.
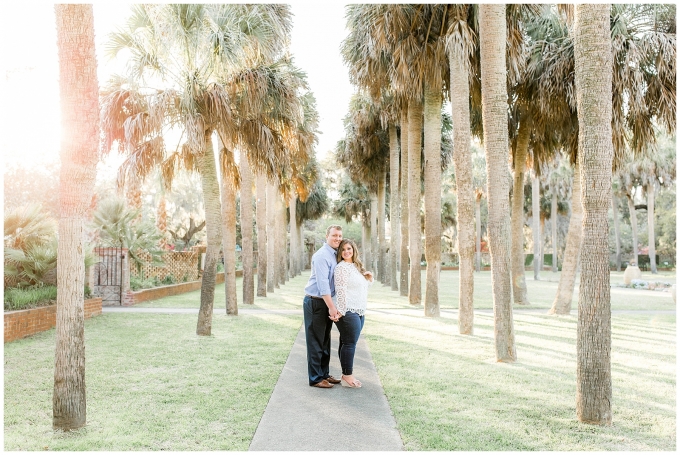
[219,153,238,316]
[540,215,546,271]
[627,194,639,266]
[389,124,400,291]
[551,190,558,273]
[298,223,305,271]
[363,218,371,265]
[511,119,531,305]
[377,171,387,284]
[196,132,224,336]
[612,192,622,272]
[407,98,423,306]
[476,192,482,272]
[574,3,613,425]
[279,196,288,283]
[532,174,541,280]
[240,148,254,304]
[370,192,378,274]
[647,184,657,273]
[549,161,583,314]
[53,4,99,430]
[256,173,267,296]
[289,194,298,277]
[399,110,410,296]
[450,44,475,333]
[266,180,276,292]
[479,3,516,362]
[423,85,442,317]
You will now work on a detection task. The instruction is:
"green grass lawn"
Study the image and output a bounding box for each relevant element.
[135,269,676,312]
[4,312,300,450]
[359,270,675,450]
[5,269,675,450]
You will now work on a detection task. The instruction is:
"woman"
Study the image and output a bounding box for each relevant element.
[333,238,373,388]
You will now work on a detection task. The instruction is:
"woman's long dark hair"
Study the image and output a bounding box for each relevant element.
[336,238,366,275]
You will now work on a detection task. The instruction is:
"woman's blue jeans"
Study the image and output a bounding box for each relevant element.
[335,311,365,376]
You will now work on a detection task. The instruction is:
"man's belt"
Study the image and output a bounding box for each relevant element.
[305,295,324,300]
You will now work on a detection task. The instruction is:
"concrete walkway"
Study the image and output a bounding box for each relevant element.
[248,325,403,451]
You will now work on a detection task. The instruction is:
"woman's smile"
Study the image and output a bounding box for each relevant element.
[342,244,353,262]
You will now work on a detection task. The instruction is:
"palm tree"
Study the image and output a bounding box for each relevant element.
[343,5,450,310]
[399,110,410,296]
[217,136,238,315]
[101,5,293,335]
[479,4,516,362]
[53,3,99,431]
[545,157,573,273]
[531,4,676,313]
[446,4,477,333]
[266,179,277,292]
[239,147,254,304]
[510,119,532,301]
[296,178,330,267]
[617,144,676,273]
[388,123,400,291]
[531,171,542,280]
[573,3,614,426]
[611,177,624,271]
[256,173,267,296]
[226,57,315,303]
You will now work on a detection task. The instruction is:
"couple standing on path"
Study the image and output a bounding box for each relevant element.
[303,225,374,389]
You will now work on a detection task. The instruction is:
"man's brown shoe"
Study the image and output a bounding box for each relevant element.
[312,379,334,388]
[326,376,341,384]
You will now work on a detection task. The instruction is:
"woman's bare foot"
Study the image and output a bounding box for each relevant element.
[341,374,362,388]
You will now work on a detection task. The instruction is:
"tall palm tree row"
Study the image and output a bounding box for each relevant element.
[342,5,452,312]
[229,58,317,300]
[100,4,295,335]
[527,4,676,314]
[53,3,100,431]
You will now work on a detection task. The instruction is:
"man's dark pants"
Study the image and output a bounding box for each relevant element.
[303,295,333,386]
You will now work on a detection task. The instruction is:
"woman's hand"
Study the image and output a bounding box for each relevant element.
[363,271,373,281]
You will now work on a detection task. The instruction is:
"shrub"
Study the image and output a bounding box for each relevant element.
[4,286,57,311]
[161,275,175,285]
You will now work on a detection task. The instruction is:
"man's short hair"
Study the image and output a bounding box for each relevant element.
[326,225,343,236]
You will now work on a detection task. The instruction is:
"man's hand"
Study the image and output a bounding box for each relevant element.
[329,308,342,322]
[322,295,340,321]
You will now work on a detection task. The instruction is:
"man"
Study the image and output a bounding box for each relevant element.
[303,225,343,388]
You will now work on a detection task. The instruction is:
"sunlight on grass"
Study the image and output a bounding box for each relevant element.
[4,269,675,450]
[4,312,301,450]
[362,307,675,451]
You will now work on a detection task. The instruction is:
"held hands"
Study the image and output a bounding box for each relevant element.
[329,308,342,322]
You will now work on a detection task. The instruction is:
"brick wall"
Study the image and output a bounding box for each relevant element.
[127,272,237,305]
[4,297,102,343]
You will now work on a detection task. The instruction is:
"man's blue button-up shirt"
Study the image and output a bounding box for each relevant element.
[304,243,338,297]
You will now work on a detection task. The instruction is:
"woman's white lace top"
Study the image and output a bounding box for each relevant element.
[334,261,373,316]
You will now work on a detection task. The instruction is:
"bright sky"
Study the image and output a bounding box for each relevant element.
[1,2,354,172]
